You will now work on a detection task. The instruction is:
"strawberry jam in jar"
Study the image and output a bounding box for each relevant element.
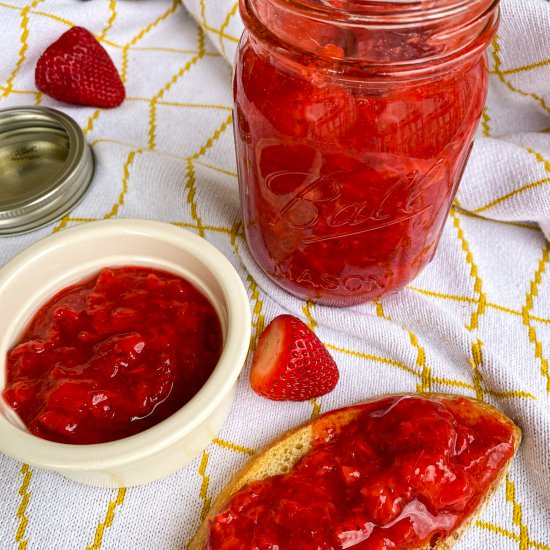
[234,0,499,306]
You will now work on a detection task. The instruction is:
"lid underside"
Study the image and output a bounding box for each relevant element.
[0,107,94,236]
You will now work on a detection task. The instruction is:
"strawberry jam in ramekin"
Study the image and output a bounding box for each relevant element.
[3,266,222,444]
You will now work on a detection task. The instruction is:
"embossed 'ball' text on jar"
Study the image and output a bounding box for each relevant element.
[234,0,499,306]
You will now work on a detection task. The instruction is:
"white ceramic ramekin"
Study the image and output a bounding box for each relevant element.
[0,219,251,487]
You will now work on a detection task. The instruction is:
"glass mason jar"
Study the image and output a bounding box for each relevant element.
[234,0,499,306]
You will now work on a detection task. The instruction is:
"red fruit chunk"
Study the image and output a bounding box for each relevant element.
[250,314,339,401]
[35,26,125,108]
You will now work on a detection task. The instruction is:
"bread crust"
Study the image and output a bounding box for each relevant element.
[189,393,521,550]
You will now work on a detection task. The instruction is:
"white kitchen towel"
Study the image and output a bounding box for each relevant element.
[0,1,549,550]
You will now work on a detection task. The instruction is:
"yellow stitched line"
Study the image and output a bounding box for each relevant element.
[409,330,431,393]
[522,246,550,392]
[56,216,242,241]
[450,209,487,330]
[246,275,265,350]
[454,207,539,230]
[198,452,212,521]
[481,106,491,137]
[184,159,205,237]
[229,220,243,253]
[203,23,239,43]
[80,1,181,140]
[0,1,18,10]
[61,217,96,223]
[492,35,550,117]
[522,145,550,172]
[450,210,492,402]
[427,373,536,400]
[34,91,42,105]
[219,1,239,56]
[98,0,117,41]
[2,0,44,98]
[0,86,35,95]
[147,50,204,149]
[91,132,237,164]
[120,0,180,83]
[470,339,485,401]
[188,113,233,161]
[325,343,420,378]
[180,110,234,242]
[126,97,232,111]
[0,2,84,38]
[375,300,432,392]
[199,0,207,25]
[408,286,477,304]
[374,299,389,321]
[148,28,206,150]
[194,160,237,178]
[93,132,232,161]
[172,221,243,239]
[104,149,143,219]
[130,46,219,56]
[0,3,221,54]
[85,488,126,550]
[408,285,550,325]
[454,189,537,546]
[476,521,550,550]
[184,6,241,43]
[212,438,255,456]
[52,213,71,233]
[302,301,317,331]
[505,476,531,550]
[15,464,32,549]
[31,9,79,30]
[430,376,476,391]
[473,176,550,214]
[83,110,101,136]
[485,388,536,400]
[310,399,322,419]
[495,55,550,76]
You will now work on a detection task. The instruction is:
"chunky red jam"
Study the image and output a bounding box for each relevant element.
[234,0,496,305]
[3,267,222,444]
[207,395,516,549]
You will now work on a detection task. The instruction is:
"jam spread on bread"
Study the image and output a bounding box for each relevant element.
[3,267,222,444]
[206,395,516,548]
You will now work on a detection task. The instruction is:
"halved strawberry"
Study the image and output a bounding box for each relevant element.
[35,26,125,108]
[250,315,339,401]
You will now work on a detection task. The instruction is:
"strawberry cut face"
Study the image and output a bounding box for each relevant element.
[250,314,339,401]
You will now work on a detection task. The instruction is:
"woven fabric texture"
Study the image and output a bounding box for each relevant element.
[0,0,549,549]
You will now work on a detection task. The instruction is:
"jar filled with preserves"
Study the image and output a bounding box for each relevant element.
[234,0,499,306]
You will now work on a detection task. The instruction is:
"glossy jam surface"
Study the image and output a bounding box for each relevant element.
[207,395,516,549]
[234,6,493,305]
[3,267,223,444]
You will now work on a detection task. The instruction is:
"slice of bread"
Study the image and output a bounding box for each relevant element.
[189,393,521,550]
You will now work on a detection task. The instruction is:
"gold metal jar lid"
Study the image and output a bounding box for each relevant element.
[0,106,94,235]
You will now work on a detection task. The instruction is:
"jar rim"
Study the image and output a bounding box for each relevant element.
[241,0,499,78]
[258,0,497,26]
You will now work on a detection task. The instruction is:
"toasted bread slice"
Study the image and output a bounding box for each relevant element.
[189,393,521,550]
